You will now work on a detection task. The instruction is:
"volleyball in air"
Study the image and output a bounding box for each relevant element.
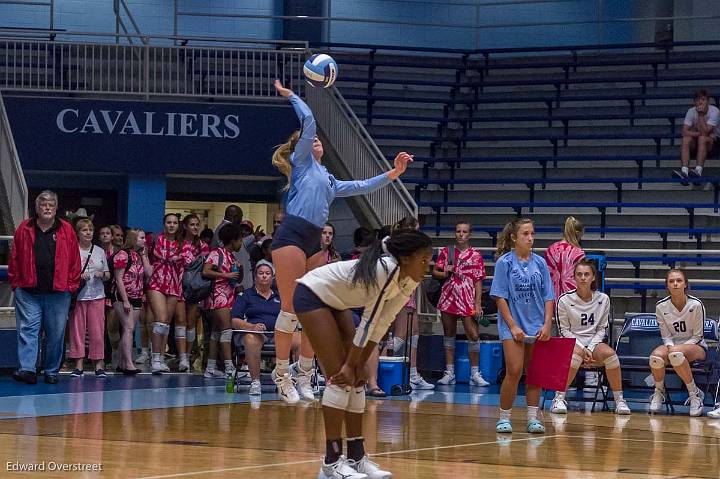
[303,54,338,88]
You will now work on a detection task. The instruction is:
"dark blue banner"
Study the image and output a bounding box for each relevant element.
[3,96,298,177]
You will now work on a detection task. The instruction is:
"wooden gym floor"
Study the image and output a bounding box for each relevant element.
[0,375,717,478]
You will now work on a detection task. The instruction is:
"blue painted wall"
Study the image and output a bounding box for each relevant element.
[0,0,663,49]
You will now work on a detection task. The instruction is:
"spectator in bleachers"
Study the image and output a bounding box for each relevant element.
[551,259,630,415]
[545,216,585,300]
[491,218,554,434]
[390,216,434,390]
[203,223,243,379]
[9,190,81,384]
[433,221,489,387]
[675,89,720,182]
[648,269,707,417]
[67,219,110,377]
[147,213,183,374]
[231,260,279,396]
[112,228,152,375]
[320,223,341,264]
[175,214,209,372]
[348,226,374,260]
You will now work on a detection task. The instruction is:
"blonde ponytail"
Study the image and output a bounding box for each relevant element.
[495,218,534,258]
[563,216,583,248]
[272,130,300,191]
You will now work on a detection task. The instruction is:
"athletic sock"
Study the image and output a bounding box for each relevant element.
[299,355,314,374]
[207,359,217,371]
[346,437,365,462]
[614,391,624,402]
[695,165,704,175]
[499,407,511,421]
[445,364,454,374]
[276,358,289,375]
[325,438,343,465]
[527,406,539,421]
[224,360,234,371]
[682,166,689,175]
[686,381,698,395]
[471,366,479,376]
[654,381,665,391]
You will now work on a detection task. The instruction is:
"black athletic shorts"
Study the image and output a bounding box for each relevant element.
[293,283,331,314]
[271,214,323,258]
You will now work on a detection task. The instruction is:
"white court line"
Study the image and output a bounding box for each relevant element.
[133,435,557,479]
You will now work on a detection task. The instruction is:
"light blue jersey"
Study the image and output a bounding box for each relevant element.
[490,251,555,340]
[285,95,391,228]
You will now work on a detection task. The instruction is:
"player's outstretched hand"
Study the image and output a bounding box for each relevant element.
[274,79,294,98]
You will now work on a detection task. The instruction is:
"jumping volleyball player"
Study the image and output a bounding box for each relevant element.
[551,259,631,415]
[295,228,433,479]
[270,79,413,404]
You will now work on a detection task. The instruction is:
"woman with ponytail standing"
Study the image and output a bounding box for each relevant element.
[269,79,413,404]
[545,216,585,299]
[295,229,433,479]
[490,218,555,435]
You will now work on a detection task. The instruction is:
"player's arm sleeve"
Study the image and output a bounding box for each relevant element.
[334,173,392,198]
[288,94,316,166]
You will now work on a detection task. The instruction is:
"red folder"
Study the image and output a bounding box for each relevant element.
[526,337,576,391]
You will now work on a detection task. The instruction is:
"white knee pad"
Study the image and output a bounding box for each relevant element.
[220,329,233,343]
[468,340,480,353]
[275,310,298,333]
[443,337,456,350]
[153,322,170,336]
[668,351,686,367]
[321,384,351,411]
[571,354,584,369]
[186,329,196,344]
[392,337,406,355]
[175,326,186,339]
[410,335,419,349]
[603,354,620,370]
[649,355,665,369]
[210,331,220,342]
[346,387,366,414]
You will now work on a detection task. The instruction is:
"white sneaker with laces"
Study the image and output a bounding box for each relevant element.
[707,404,720,418]
[318,456,368,479]
[410,374,435,390]
[296,369,316,401]
[470,371,490,387]
[649,388,666,412]
[178,358,190,372]
[249,380,262,396]
[316,371,326,386]
[151,359,165,375]
[436,370,456,385]
[273,369,300,404]
[224,367,237,380]
[550,395,568,414]
[349,455,392,479]
[134,351,150,364]
[203,368,225,379]
[685,389,705,417]
[614,398,631,415]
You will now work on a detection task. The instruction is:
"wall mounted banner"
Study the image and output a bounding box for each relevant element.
[3,96,297,177]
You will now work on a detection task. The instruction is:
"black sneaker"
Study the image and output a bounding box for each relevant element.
[70,369,83,377]
[12,370,37,384]
[44,375,59,384]
[673,169,689,186]
[95,369,108,378]
[688,169,700,178]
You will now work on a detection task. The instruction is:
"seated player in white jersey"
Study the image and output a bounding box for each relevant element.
[551,259,631,415]
[649,269,707,417]
[293,228,433,479]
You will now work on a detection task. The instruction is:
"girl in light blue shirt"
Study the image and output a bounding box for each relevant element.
[490,218,554,435]
[268,80,413,405]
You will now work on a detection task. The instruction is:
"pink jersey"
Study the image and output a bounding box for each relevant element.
[544,240,585,299]
[180,240,210,269]
[435,246,486,316]
[113,250,144,300]
[147,233,183,297]
[203,247,236,310]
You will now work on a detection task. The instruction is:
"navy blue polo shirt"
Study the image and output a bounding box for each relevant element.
[231,287,281,330]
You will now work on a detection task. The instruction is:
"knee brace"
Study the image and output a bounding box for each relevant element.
[321,384,351,411]
[186,329,196,344]
[571,354,584,369]
[649,355,665,369]
[275,311,298,333]
[603,354,620,370]
[468,340,480,353]
[392,337,406,355]
[175,326,186,339]
[346,387,366,414]
[210,331,221,342]
[410,335,419,349]
[220,329,233,343]
[443,337,456,350]
[153,322,170,337]
[668,351,686,367]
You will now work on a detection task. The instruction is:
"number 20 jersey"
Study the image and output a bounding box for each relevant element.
[655,295,707,348]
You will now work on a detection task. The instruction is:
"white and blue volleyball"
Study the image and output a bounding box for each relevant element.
[303,54,338,88]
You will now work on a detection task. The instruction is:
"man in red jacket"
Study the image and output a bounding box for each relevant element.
[8,190,80,384]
